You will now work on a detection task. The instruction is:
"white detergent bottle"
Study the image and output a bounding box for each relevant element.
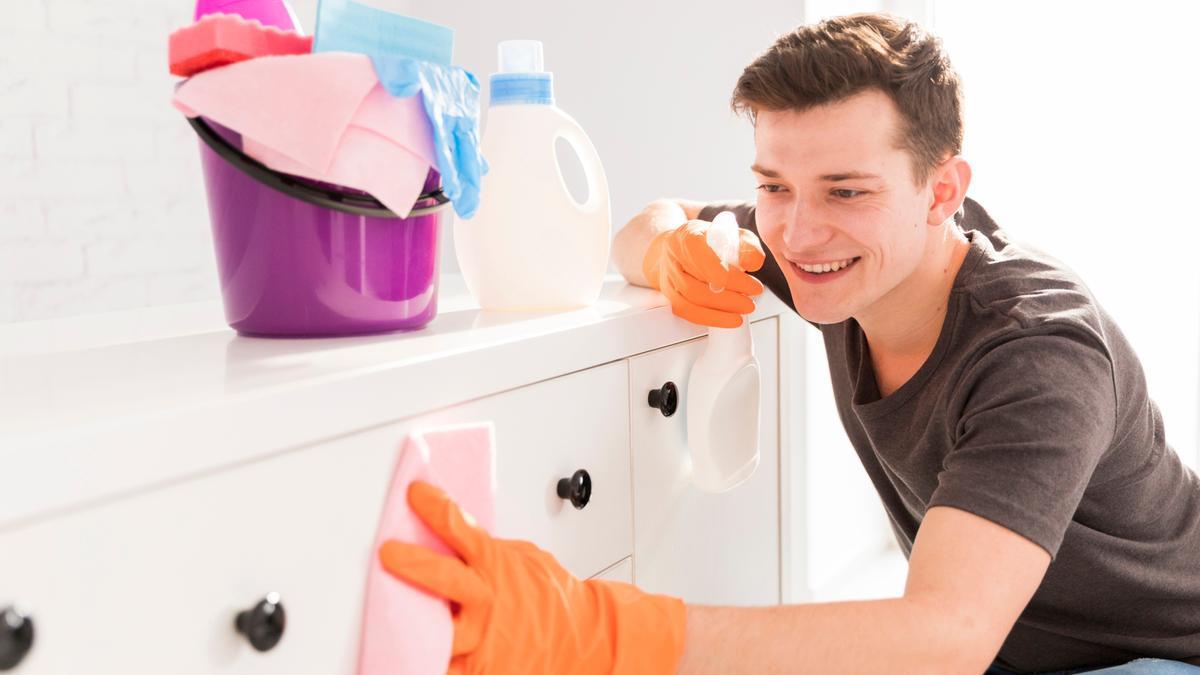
[453,39,612,311]
[686,211,761,493]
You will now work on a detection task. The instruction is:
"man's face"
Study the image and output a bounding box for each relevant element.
[752,89,936,325]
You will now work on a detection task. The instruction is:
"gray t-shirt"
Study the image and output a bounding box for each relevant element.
[699,198,1200,671]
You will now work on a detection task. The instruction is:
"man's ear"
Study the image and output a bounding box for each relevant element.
[926,155,972,226]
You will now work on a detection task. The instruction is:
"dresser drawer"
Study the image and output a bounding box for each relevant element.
[629,317,781,606]
[0,361,632,673]
[414,358,633,578]
[0,429,385,673]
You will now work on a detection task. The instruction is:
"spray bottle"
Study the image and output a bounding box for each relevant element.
[685,211,761,493]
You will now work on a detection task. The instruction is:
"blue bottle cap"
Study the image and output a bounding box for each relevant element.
[490,40,554,106]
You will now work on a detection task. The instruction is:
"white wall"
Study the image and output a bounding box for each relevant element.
[1,0,218,322]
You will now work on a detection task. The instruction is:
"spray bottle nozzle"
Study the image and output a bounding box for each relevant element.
[707,211,740,293]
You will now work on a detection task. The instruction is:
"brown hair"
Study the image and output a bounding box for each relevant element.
[731,13,963,185]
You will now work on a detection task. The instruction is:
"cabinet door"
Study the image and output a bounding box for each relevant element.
[0,362,631,674]
[629,318,780,606]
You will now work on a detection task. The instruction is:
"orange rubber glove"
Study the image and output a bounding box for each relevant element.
[379,481,688,675]
[641,218,767,328]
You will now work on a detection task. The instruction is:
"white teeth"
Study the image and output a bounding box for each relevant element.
[798,258,856,274]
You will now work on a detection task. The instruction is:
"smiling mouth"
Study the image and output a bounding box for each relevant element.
[790,257,861,275]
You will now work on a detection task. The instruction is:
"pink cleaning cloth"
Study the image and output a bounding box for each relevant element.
[240,86,432,216]
[358,422,497,675]
[172,53,437,216]
[168,13,312,77]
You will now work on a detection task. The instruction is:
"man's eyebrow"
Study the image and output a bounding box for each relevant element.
[819,171,882,181]
[751,165,883,182]
[750,164,781,178]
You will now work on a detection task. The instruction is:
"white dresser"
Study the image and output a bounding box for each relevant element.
[0,274,799,673]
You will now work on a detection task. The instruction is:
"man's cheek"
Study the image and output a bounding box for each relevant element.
[753,214,783,252]
[753,232,778,266]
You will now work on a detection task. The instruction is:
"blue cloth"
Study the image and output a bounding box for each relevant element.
[986,658,1200,675]
[313,0,453,66]
[370,56,488,220]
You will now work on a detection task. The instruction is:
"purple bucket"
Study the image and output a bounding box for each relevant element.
[190,116,448,337]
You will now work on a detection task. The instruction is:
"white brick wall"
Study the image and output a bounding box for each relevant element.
[0,0,218,322]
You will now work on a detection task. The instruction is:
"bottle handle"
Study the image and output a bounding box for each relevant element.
[553,117,608,216]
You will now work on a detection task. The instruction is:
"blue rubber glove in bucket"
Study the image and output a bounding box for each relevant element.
[313,0,487,219]
[370,57,487,220]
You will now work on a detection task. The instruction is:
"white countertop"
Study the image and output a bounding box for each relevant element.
[0,273,787,531]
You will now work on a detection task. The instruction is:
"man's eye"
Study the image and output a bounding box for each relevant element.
[832,189,863,199]
[757,184,784,194]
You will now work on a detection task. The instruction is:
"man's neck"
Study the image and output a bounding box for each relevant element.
[856,225,971,395]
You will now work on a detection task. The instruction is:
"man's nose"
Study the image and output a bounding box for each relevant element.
[782,203,835,252]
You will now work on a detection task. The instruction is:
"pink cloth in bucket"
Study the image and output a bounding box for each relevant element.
[173,52,438,216]
[241,86,431,216]
[358,422,496,675]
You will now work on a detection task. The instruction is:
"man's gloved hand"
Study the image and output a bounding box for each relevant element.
[379,481,688,675]
[641,218,767,328]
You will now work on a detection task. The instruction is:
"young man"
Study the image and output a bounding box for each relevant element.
[379,13,1200,674]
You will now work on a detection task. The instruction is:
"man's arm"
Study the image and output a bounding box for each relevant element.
[612,199,711,287]
[677,505,1051,674]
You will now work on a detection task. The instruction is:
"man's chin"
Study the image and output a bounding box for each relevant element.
[795,305,852,326]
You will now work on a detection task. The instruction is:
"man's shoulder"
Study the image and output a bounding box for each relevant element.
[956,198,1107,342]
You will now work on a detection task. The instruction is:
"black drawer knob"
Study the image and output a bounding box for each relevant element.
[648,381,678,417]
[0,606,34,671]
[235,593,286,652]
[556,469,592,510]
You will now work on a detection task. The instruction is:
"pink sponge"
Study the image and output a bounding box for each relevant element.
[168,13,312,77]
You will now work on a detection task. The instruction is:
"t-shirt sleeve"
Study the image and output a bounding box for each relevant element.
[697,201,798,317]
[929,331,1117,559]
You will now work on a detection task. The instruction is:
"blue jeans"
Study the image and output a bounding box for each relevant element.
[986,658,1200,674]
